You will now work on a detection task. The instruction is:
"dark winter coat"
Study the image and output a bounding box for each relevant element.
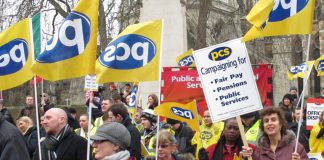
[40,131,89,160]
[0,107,14,124]
[0,114,31,160]
[123,116,142,160]
[174,123,194,154]
[290,120,310,152]
[23,127,38,159]
[252,131,308,160]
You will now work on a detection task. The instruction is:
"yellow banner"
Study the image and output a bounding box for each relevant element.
[154,100,198,131]
[31,0,98,81]
[243,0,315,42]
[176,48,195,67]
[96,20,162,83]
[314,55,324,76]
[0,19,34,90]
[287,61,314,80]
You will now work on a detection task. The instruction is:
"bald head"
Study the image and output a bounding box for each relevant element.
[43,108,68,136]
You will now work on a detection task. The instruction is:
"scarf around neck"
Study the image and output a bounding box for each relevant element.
[43,124,72,160]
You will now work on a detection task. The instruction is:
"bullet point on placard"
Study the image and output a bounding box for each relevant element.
[215,98,218,100]
[213,90,215,92]
[211,81,213,84]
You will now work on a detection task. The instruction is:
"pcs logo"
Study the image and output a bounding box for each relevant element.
[317,60,324,71]
[289,63,307,74]
[179,55,194,66]
[37,11,90,63]
[171,107,194,119]
[270,0,308,22]
[98,34,156,69]
[208,47,232,61]
[0,39,28,76]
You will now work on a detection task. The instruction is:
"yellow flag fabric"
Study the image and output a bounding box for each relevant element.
[176,48,195,67]
[191,122,224,157]
[314,55,324,76]
[154,100,199,131]
[96,20,162,83]
[0,18,34,90]
[287,61,314,80]
[242,0,315,42]
[31,0,98,81]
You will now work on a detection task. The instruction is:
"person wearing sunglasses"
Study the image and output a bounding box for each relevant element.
[149,130,183,160]
[91,122,131,160]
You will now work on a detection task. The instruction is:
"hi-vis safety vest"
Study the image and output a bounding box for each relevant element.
[245,120,261,143]
[192,122,224,157]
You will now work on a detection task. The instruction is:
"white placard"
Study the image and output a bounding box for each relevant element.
[306,102,324,130]
[308,153,323,160]
[84,75,98,91]
[193,38,263,122]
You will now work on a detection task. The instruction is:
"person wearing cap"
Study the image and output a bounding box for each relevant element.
[240,111,261,146]
[0,99,14,124]
[108,104,141,160]
[91,122,131,160]
[40,93,54,113]
[141,109,157,154]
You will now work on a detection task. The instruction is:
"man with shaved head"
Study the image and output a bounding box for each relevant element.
[40,108,89,160]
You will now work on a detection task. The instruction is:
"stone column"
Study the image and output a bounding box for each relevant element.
[138,0,188,107]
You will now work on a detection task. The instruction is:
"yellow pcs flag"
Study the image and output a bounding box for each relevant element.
[242,0,315,42]
[154,100,199,131]
[0,19,34,90]
[96,20,162,83]
[287,61,314,80]
[314,55,324,76]
[31,0,98,81]
[176,49,195,67]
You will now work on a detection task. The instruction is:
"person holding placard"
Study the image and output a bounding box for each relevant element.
[242,107,308,160]
[199,118,254,160]
[309,110,324,153]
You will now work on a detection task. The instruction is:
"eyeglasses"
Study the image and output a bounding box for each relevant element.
[152,143,170,149]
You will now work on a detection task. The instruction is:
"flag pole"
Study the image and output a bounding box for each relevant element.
[29,17,42,160]
[194,100,204,149]
[87,94,93,160]
[235,116,252,160]
[0,91,3,100]
[155,19,164,160]
[294,34,312,153]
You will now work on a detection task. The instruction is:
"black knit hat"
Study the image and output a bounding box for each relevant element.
[282,93,294,102]
[141,109,157,125]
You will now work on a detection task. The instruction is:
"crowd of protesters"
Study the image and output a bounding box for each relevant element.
[0,84,324,160]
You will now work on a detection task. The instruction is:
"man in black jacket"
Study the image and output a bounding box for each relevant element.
[0,114,30,160]
[290,108,310,152]
[0,100,14,124]
[108,104,141,160]
[41,108,89,160]
[166,118,195,154]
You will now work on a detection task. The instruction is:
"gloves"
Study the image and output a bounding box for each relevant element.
[316,128,324,139]
[198,148,209,160]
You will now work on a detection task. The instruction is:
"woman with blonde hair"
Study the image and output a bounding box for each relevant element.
[150,130,183,160]
[17,116,38,159]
